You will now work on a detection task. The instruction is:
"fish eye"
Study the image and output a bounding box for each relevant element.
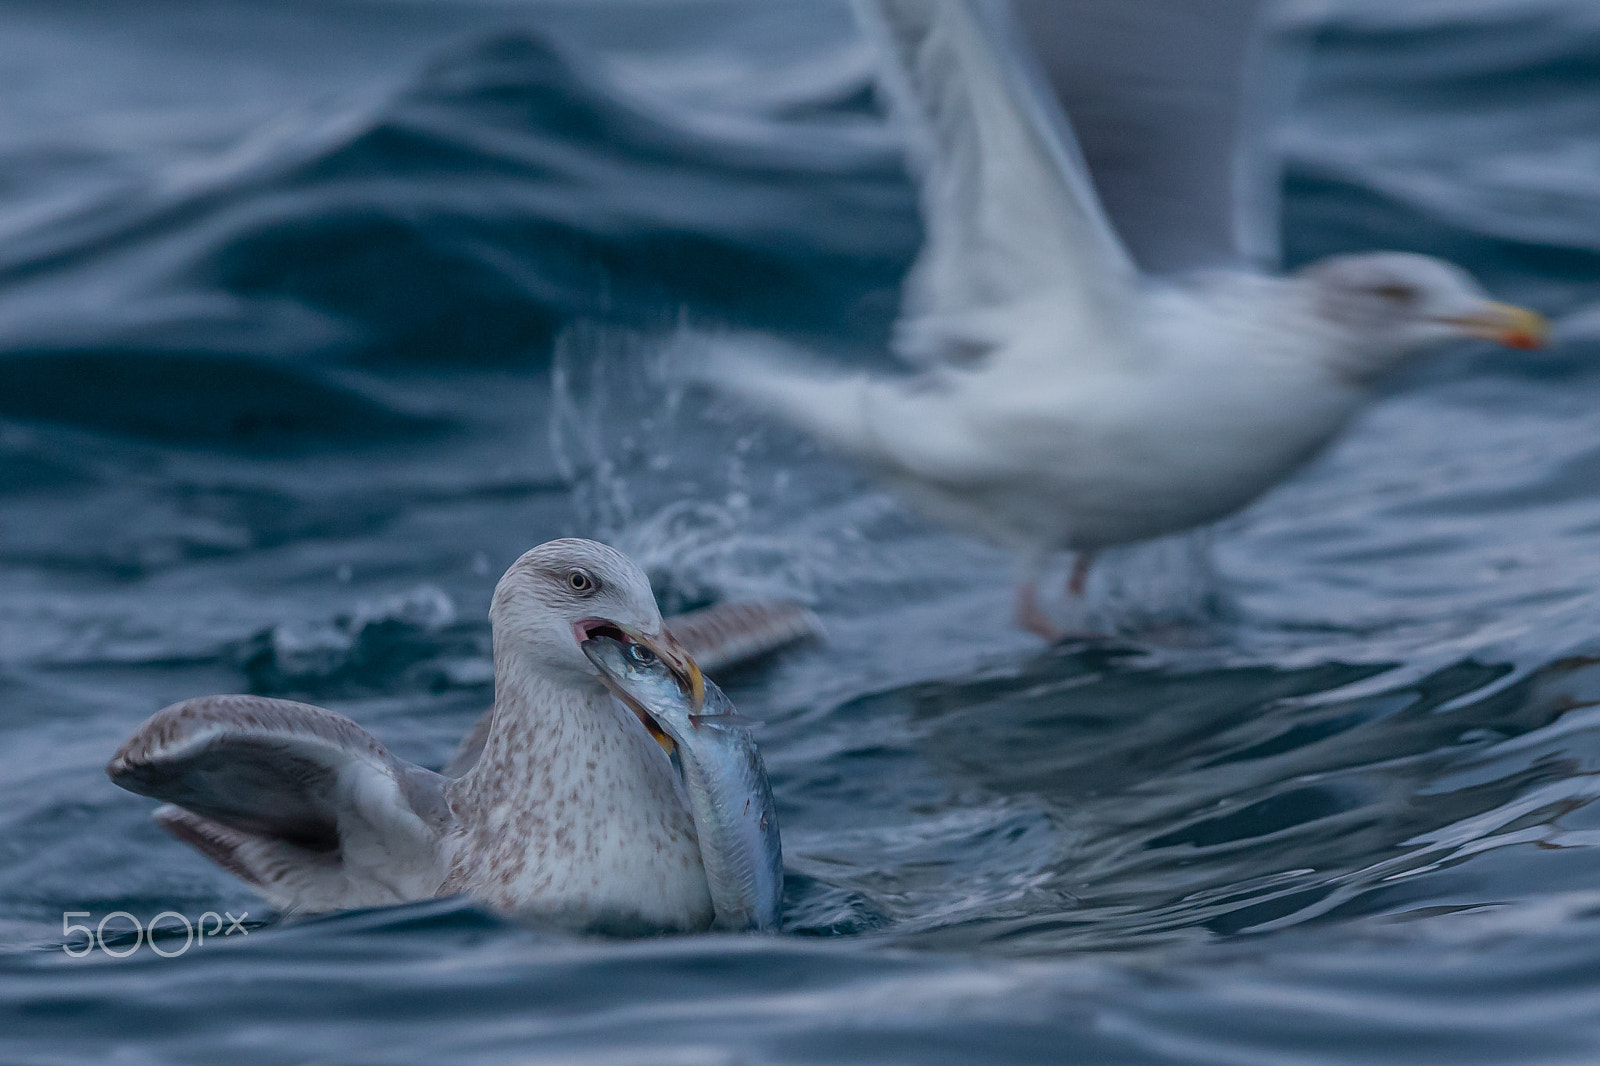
[567,568,597,594]
[625,643,657,667]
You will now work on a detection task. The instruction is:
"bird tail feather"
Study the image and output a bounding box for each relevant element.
[696,336,885,460]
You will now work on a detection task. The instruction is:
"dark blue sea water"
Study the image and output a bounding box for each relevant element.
[3,1,1600,1062]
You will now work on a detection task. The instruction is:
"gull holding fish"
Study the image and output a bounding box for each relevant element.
[706,0,1549,639]
[108,539,792,934]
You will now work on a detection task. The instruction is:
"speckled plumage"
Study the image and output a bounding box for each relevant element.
[109,539,728,932]
[442,648,711,929]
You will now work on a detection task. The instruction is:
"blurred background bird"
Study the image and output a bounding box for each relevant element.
[706,0,1550,640]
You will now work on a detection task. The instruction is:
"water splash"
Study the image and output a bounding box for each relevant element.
[550,322,882,613]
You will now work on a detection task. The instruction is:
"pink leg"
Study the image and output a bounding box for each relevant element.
[1067,552,1095,598]
[1014,579,1062,642]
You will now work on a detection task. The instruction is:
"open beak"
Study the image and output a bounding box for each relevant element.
[1440,301,1549,350]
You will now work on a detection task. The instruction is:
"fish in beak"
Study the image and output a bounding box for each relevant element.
[1441,301,1549,350]
[620,623,705,714]
[578,619,704,754]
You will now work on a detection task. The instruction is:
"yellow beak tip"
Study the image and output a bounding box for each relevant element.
[685,662,706,713]
[1488,304,1549,350]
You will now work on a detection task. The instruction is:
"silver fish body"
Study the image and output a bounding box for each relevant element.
[583,635,783,932]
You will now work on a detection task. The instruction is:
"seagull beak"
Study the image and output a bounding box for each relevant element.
[1440,301,1549,350]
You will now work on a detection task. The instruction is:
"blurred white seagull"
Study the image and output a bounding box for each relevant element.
[707,0,1548,639]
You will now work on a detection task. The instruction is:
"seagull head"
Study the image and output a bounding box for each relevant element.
[489,539,703,717]
[1296,252,1547,381]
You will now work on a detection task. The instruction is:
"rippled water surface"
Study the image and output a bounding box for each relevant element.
[3,1,1600,1062]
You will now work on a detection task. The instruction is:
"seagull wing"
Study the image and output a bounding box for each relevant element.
[108,694,452,912]
[856,0,1139,369]
[663,599,824,673]
[1009,0,1292,273]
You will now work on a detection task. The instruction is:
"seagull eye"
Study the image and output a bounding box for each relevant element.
[567,569,596,594]
[1372,283,1418,305]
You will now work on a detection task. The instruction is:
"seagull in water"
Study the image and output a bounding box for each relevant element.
[108,539,809,933]
[706,0,1549,639]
